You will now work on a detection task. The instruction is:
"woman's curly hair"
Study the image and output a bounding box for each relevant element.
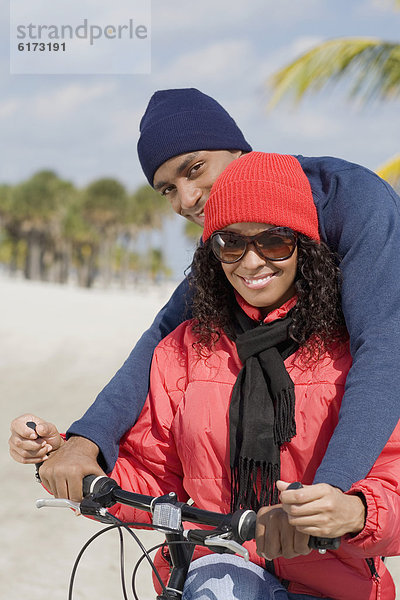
[188,233,347,359]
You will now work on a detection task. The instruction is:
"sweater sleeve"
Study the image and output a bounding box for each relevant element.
[66,277,192,473]
[107,336,189,525]
[297,156,400,491]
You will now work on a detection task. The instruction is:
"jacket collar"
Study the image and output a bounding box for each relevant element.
[234,291,297,324]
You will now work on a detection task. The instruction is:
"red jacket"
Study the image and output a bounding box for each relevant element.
[110,298,399,599]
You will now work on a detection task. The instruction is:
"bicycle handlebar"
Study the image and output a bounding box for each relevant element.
[81,474,257,544]
[36,474,340,553]
[81,475,340,552]
[36,473,341,600]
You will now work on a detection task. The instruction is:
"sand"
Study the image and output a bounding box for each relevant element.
[1,276,399,599]
[1,276,171,600]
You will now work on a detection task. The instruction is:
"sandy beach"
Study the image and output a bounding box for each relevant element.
[1,276,399,599]
[1,276,171,600]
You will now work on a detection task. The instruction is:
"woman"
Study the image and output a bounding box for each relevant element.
[107,152,400,599]
[13,153,400,599]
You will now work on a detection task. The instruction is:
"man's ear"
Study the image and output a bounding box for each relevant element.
[230,149,244,159]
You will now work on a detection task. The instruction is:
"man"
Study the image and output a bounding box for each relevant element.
[10,88,400,506]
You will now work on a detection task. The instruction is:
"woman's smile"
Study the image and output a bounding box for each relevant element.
[239,272,278,290]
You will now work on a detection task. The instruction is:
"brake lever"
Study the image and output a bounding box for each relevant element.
[36,498,82,515]
[184,527,250,561]
[204,533,250,561]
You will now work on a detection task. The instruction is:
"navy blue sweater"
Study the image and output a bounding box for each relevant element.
[68,156,400,491]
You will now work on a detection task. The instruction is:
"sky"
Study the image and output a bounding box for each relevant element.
[1,0,399,278]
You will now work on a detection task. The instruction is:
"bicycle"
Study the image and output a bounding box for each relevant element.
[36,475,340,600]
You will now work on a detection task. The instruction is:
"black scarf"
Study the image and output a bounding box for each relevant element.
[230,307,298,512]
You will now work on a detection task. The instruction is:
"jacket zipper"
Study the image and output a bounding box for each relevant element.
[366,557,380,581]
[264,558,275,576]
[264,560,292,590]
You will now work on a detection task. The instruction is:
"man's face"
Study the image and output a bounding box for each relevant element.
[153,149,242,227]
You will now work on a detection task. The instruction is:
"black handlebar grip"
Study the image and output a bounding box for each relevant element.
[82,475,119,497]
[231,509,257,542]
[82,474,101,496]
[286,482,341,551]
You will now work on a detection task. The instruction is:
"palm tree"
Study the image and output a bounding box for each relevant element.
[5,171,74,281]
[146,247,172,282]
[269,38,400,107]
[120,184,172,285]
[82,178,128,287]
[0,173,180,286]
[0,184,22,274]
[268,16,400,190]
[184,220,203,242]
[62,193,100,288]
[376,154,400,192]
[130,184,172,230]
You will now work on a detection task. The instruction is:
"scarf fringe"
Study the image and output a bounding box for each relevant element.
[231,457,280,512]
[273,387,297,446]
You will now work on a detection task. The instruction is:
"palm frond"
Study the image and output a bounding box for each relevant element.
[376,154,400,191]
[269,37,400,107]
[184,220,203,241]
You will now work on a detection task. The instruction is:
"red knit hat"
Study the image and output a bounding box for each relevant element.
[203,152,320,242]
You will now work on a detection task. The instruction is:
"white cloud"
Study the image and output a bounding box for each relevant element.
[32,82,115,119]
[11,0,149,24]
[258,35,325,80]
[0,99,21,119]
[291,36,325,57]
[152,0,325,34]
[358,0,399,14]
[108,106,143,145]
[152,39,255,87]
[272,108,342,140]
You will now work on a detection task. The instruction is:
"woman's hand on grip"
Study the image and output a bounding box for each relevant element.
[256,504,311,560]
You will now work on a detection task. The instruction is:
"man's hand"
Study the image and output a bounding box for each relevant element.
[9,414,63,464]
[277,480,366,538]
[9,414,105,501]
[256,504,312,560]
[38,436,105,502]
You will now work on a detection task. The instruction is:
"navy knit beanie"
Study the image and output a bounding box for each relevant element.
[137,88,252,185]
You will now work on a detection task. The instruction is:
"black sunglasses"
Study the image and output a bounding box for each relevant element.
[210,227,298,264]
